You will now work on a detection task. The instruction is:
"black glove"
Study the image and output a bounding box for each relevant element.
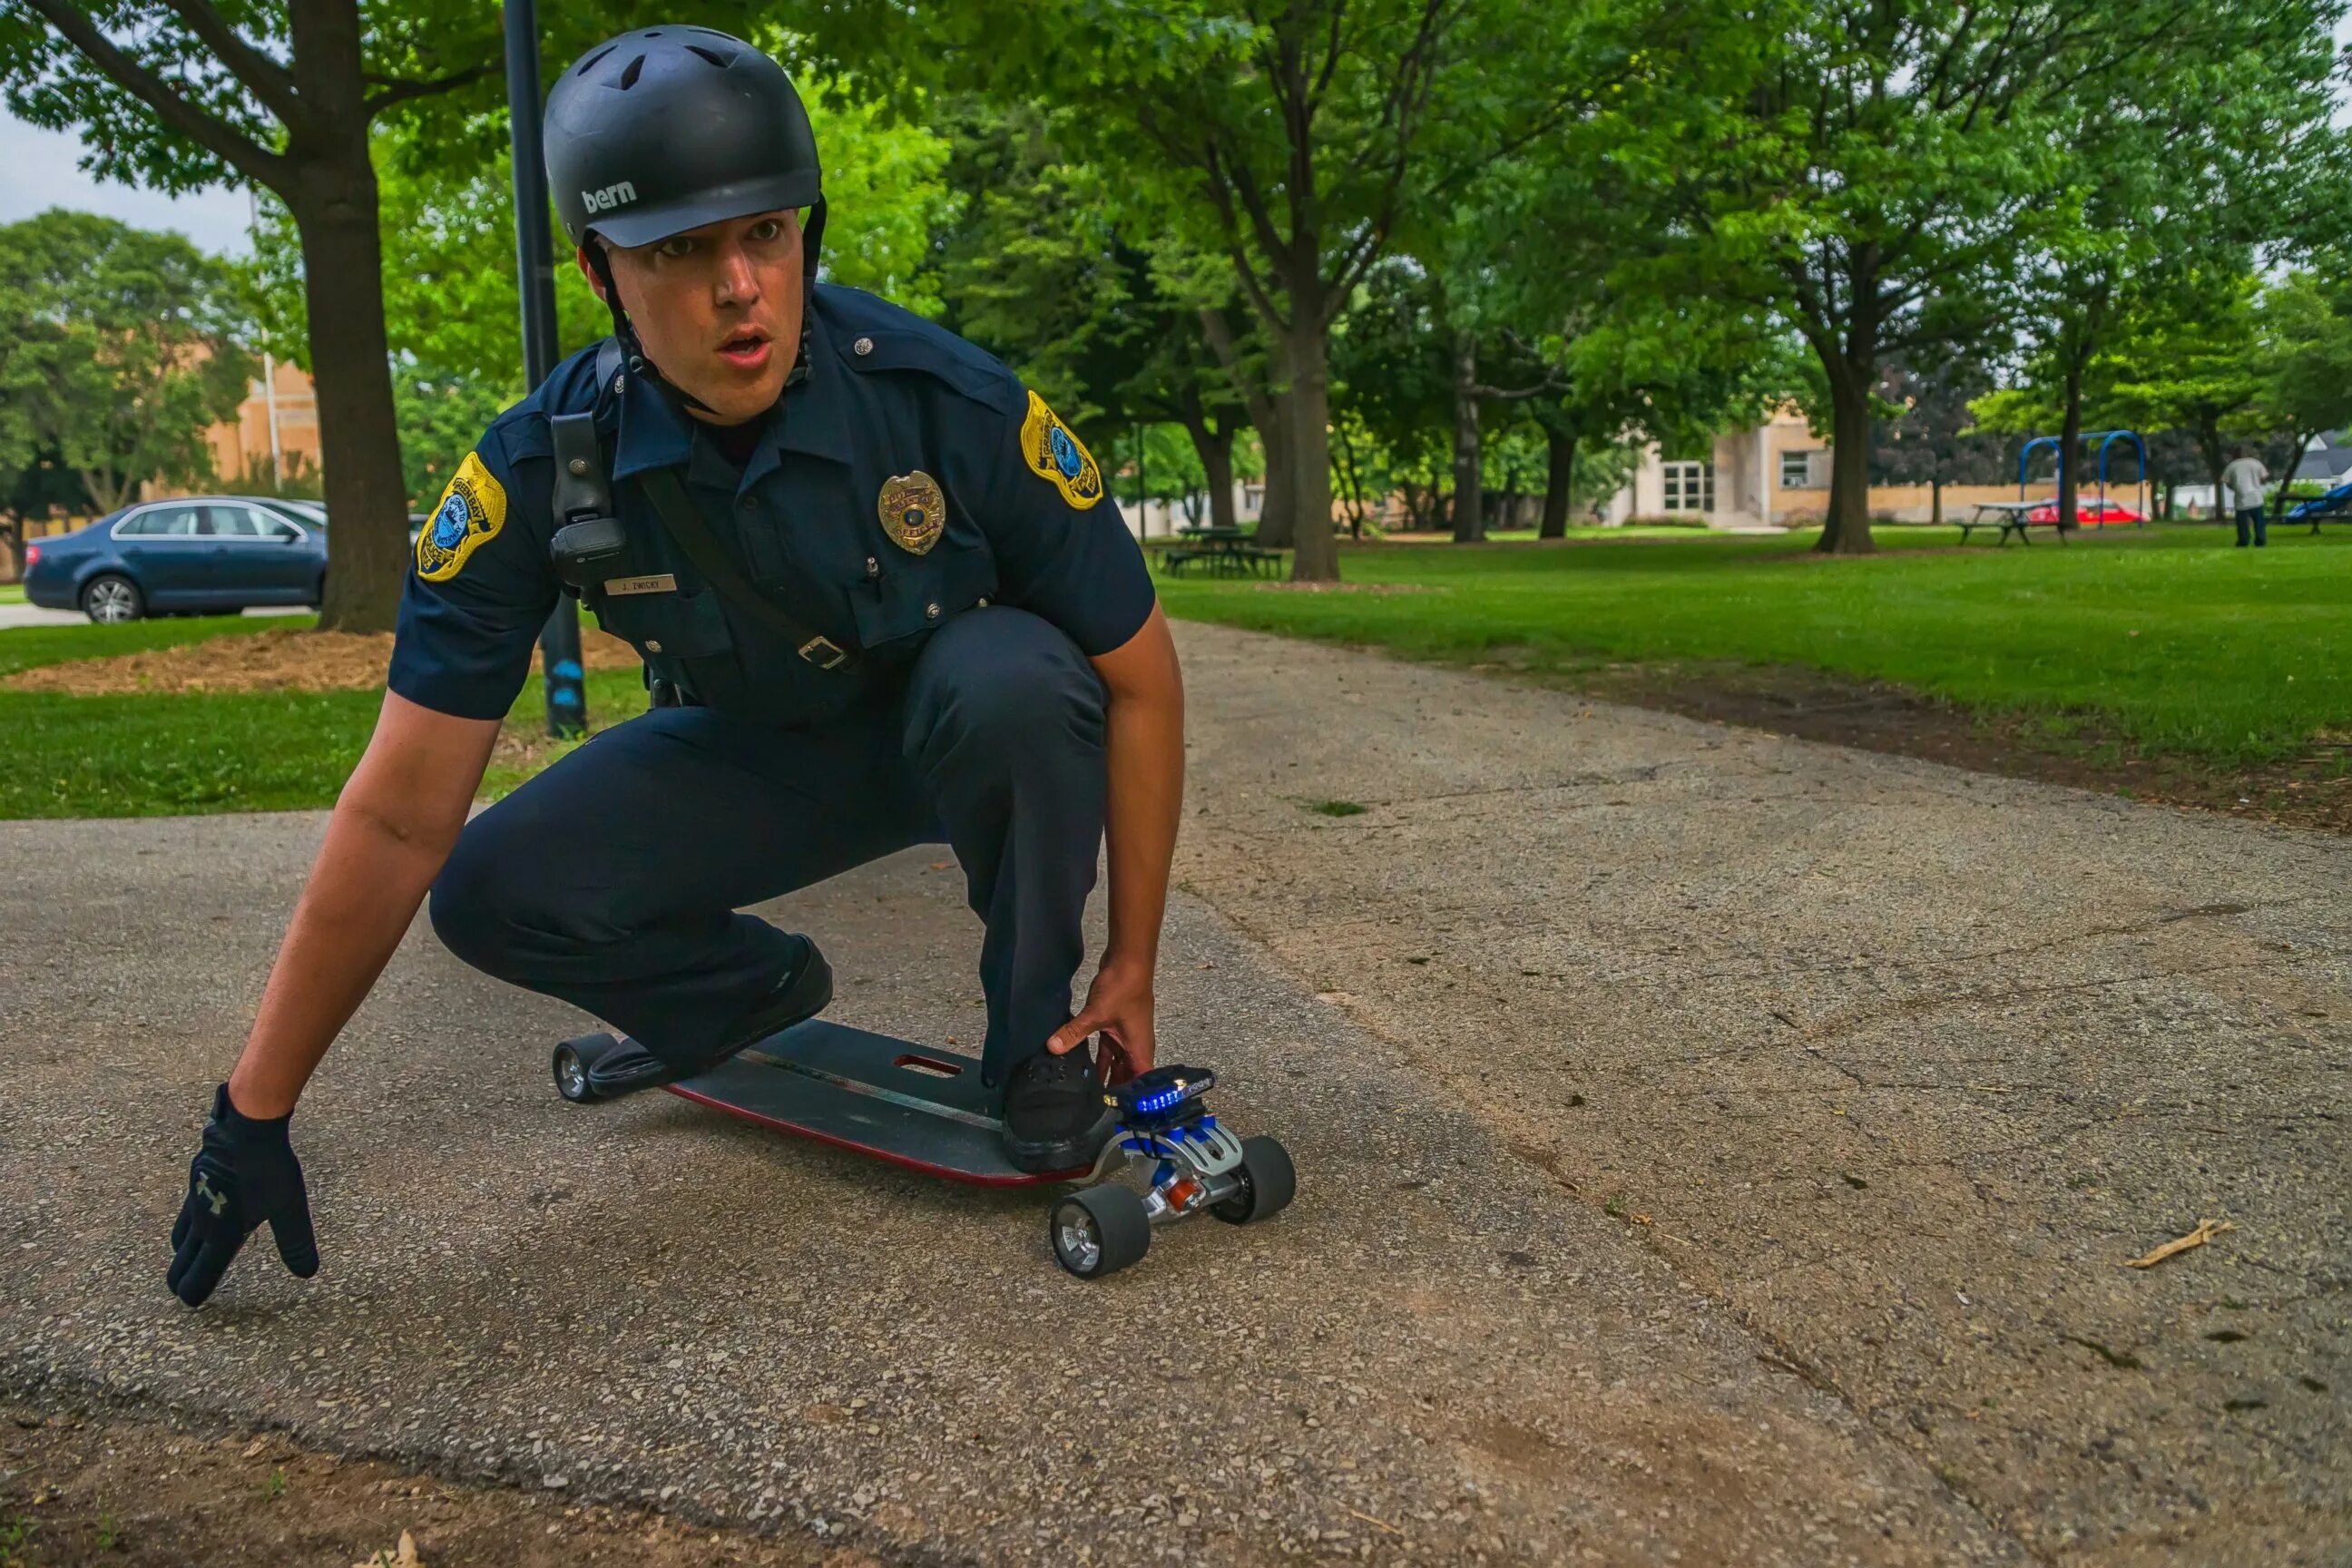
[167,1083,319,1308]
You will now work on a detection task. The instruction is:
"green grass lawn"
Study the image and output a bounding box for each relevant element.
[0,583,24,603]
[1,521,2337,819]
[1158,524,2349,766]
[0,613,647,818]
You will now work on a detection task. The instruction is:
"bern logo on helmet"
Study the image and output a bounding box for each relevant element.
[582,181,638,213]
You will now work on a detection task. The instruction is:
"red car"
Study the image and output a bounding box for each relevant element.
[2024,497,2145,526]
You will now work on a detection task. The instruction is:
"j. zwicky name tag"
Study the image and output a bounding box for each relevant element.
[603,573,677,596]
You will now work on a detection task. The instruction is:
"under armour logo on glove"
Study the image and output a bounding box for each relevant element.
[167,1085,320,1308]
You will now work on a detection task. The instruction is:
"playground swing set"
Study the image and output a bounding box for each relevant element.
[1959,429,2150,544]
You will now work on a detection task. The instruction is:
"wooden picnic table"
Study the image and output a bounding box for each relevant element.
[1153,524,1283,578]
[1960,500,2073,545]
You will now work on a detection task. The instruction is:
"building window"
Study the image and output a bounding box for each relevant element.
[1780,449,1824,489]
[1662,460,1714,513]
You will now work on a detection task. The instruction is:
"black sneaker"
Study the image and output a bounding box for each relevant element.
[1003,1044,1115,1173]
[570,936,831,1101]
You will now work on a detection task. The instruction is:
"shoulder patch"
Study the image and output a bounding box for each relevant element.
[1018,391,1103,510]
[416,451,508,583]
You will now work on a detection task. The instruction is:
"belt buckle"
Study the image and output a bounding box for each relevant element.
[797,635,848,671]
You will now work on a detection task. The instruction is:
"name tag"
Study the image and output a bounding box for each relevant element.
[603,573,677,596]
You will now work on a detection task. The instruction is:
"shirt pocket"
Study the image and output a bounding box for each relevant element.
[592,585,735,662]
[850,541,999,653]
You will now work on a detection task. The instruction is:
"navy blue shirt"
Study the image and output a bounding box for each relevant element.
[388,285,1156,728]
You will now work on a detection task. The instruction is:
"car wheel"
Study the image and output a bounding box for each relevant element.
[81,574,143,624]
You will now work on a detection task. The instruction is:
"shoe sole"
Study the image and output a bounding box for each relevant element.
[1004,1109,1116,1174]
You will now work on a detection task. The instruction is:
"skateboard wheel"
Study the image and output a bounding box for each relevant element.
[1051,1185,1151,1279]
[1210,1135,1297,1225]
[553,1034,622,1103]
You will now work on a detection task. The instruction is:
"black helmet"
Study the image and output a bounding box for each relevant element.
[545,27,822,256]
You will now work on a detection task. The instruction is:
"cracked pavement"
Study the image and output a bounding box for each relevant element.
[1171,624,2349,1566]
[0,620,2343,1563]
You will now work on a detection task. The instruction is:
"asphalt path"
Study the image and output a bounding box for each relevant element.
[1169,624,2349,1566]
[5,827,2004,1564]
[2,620,2342,1563]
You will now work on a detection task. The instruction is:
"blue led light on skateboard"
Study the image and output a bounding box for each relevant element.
[1115,1065,1218,1130]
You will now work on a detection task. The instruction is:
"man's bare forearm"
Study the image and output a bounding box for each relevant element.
[225,805,460,1117]
[1094,610,1185,971]
[226,692,498,1118]
[1101,688,1184,966]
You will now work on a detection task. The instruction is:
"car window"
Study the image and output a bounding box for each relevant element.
[119,505,203,537]
[203,505,266,538]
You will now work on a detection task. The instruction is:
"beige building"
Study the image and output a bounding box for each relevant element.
[200,356,321,493]
[1609,407,2048,528]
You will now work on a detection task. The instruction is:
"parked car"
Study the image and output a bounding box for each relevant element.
[22,495,327,623]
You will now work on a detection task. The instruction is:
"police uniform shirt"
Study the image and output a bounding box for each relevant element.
[387,284,1156,729]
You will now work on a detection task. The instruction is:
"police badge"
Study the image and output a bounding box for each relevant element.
[416,451,507,582]
[877,469,946,555]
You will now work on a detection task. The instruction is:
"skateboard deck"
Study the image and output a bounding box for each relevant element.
[666,1018,1091,1186]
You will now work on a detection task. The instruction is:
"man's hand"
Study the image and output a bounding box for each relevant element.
[1046,956,1156,1083]
[167,1084,319,1308]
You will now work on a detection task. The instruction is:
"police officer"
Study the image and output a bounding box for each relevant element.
[165,28,1182,1308]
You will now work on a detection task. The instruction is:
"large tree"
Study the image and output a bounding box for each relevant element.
[1608,0,2286,554]
[1998,4,2341,530]
[0,211,252,513]
[888,0,1590,580]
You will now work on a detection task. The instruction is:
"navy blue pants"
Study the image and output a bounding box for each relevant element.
[2235,505,2268,547]
[429,608,1108,1084]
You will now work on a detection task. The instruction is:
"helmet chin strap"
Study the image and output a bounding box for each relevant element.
[588,199,827,421]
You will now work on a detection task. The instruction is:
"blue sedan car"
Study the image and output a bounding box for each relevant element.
[24,495,328,622]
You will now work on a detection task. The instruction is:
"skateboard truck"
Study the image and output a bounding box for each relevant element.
[550,1024,1295,1281]
[1048,1065,1296,1280]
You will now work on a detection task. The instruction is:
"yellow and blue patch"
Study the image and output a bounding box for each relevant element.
[416,451,507,583]
[1019,390,1102,510]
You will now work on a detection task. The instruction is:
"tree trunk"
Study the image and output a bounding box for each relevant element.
[1930,476,1943,528]
[2055,360,2085,534]
[1185,417,1238,534]
[1282,319,1338,581]
[1254,405,1295,548]
[1450,328,1484,544]
[77,469,134,513]
[1200,307,1291,546]
[1818,362,1877,554]
[289,155,408,632]
[1540,423,1573,539]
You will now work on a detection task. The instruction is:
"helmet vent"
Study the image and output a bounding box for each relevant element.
[575,44,614,74]
[618,53,645,89]
[686,44,730,67]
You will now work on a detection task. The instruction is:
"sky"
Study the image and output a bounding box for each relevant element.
[1,113,255,256]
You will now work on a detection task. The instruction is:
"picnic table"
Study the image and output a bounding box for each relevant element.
[1959,500,2073,545]
[1154,524,1283,578]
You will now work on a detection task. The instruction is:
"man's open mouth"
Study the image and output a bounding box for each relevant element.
[718,328,770,368]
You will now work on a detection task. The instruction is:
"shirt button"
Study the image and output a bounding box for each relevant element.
[865,556,878,578]
[925,603,941,620]
[853,336,874,356]
[645,639,663,653]
[976,597,988,608]
[738,496,755,510]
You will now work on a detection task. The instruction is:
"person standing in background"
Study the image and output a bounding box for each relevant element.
[2220,446,2270,548]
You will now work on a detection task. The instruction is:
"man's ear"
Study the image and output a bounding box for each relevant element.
[576,245,607,304]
